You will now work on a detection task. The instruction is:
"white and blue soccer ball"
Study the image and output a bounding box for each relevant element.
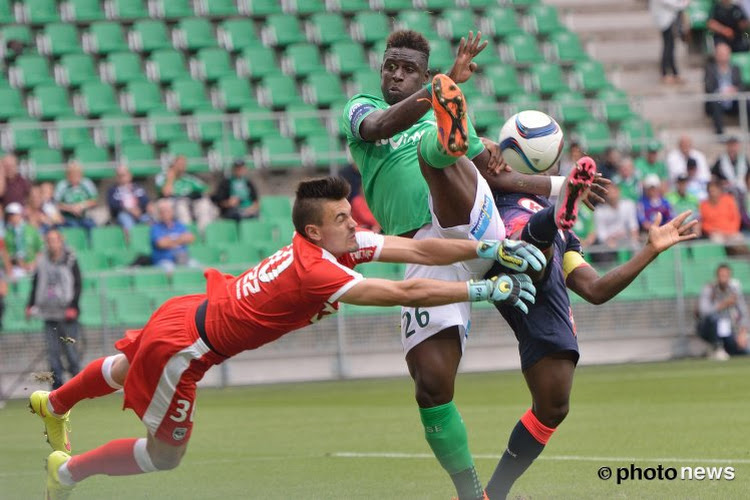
[498,110,564,175]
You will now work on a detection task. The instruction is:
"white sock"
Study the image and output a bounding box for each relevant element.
[133,438,158,472]
[57,461,75,486]
[102,355,124,390]
[46,399,63,419]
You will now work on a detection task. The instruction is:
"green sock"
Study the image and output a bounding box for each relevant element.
[420,401,484,500]
[418,128,457,169]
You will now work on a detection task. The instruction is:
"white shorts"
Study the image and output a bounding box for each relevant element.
[401,174,505,353]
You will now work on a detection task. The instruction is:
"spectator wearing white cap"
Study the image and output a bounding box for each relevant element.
[4,202,43,278]
[638,174,674,232]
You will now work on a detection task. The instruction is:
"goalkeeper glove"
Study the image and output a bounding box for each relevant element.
[477,239,546,273]
[467,274,536,314]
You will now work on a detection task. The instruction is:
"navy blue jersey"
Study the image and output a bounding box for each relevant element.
[492,192,586,369]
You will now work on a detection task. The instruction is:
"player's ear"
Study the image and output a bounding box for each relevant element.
[305,224,322,243]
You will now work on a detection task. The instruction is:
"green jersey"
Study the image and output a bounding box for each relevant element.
[155,173,207,197]
[665,191,699,219]
[54,178,97,204]
[340,93,484,236]
[613,173,641,202]
[571,205,595,242]
[634,157,667,179]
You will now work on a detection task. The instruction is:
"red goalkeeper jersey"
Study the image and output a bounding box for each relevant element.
[203,231,384,357]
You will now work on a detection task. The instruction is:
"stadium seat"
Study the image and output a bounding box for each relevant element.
[288,0,327,14]
[166,139,209,173]
[238,105,279,140]
[105,0,148,19]
[573,120,611,154]
[349,68,381,95]
[133,271,170,290]
[84,22,129,55]
[147,109,188,144]
[73,143,110,168]
[55,117,94,151]
[198,0,238,16]
[508,0,541,8]
[302,133,348,168]
[56,53,97,88]
[383,0,416,11]
[150,0,193,19]
[112,293,154,325]
[470,102,500,132]
[260,196,293,220]
[193,48,234,82]
[483,7,525,39]
[129,20,172,53]
[5,117,47,152]
[174,18,218,51]
[731,52,750,85]
[190,244,222,265]
[119,140,160,177]
[99,273,132,291]
[77,81,120,117]
[308,13,350,46]
[10,54,54,89]
[303,72,345,107]
[549,31,587,64]
[216,75,257,111]
[28,147,64,181]
[262,14,305,47]
[256,136,299,169]
[217,19,259,52]
[189,108,225,143]
[573,60,610,93]
[3,25,33,48]
[552,91,590,125]
[239,218,274,242]
[619,117,654,152]
[439,9,476,42]
[598,88,634,122]
[102,52,145,85]
[97,111,140,145]
[503,34,545,65]
[427,39,454,72]
[283,43,325,77]
[147,49,190,84]
[527,5,564,36]
[351,12,390,44]
[0,0,12,23]
[75,250,110,272]
[243,0,283,16]
[31,84,73,119]
[127,223,153,254]
[21,0,60,24]
[687,0,711,31]
[209,137,248,166]
[0,88,27,120]
[169,78,211,113]
[171,269,205,294]
[327,41,369,75]
[237,45,279,80]
[529,62,569,95]
[63,0,105,22]
[259,73,301,109]
[396,11,439,41]
[504,92,543,116]
[39,23,82,57]
[205,220,239,245]
[60,227,88,251]
[483,64,524,98]
[123,80,165,115]
[284,103,324,139]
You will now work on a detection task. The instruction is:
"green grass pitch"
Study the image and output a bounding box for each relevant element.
[2,359,749,499]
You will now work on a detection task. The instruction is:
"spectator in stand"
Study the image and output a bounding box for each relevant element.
[700,180,748,254]
[107,165,151,240]
[26,229,82,388]
[638,174,674,232]
[685,158,708,200]
[0,154,31,207]
[666,174,701,228]
[150,198,196,273]
[155,155,214,231]
[705,43,749,135]
[708,0,750,52]
[712,136,749,195]
[697,263,749,359]
[612,156,642,202]
[212,159,260,221]
[54,162,97,231]
[26,185,64,232]
[594,184,640,249]
[4,202,43,278]
[559,141,583,177]
[650,0,689,84]
[598,147,621,180]
[0,209,9,330]
[350,192,381,233]
[666,135,711,185]
[571,204,597,249]
[635,141,668,181]
[40,182,63,220]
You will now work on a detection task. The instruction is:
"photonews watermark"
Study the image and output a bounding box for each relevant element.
[597,464,736,484]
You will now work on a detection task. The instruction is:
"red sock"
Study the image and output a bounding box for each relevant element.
[66,438,156,482]
[49,356,121,414]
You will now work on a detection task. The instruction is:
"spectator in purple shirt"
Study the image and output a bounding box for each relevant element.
[638,174,674,232]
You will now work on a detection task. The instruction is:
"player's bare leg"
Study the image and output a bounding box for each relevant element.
[406,327,485,500]
[485,353,576,499]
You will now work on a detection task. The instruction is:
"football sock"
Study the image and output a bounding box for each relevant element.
[521,206,558,251]
[485,408,556,499]
[49,356,122,415]
[420,401,484,500]
[418,128,458,169]
[61,438,158,484]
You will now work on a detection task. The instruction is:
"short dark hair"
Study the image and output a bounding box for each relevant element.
[717,263,731,273]
[292,177,351,236]
[386,30,430,60]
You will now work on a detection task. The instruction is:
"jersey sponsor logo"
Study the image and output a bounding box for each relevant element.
[349,246,375,262]
[172,427,187,441]
[349,103,375,139]
[236,247,294,299]
[470,194,494,240]
[519,197,544,213]
[376,121,436,150]
[311,301,338,323]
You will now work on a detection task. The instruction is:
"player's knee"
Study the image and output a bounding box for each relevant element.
[536,402,569,428]
[414,376,454,407]
[150,447,186,471]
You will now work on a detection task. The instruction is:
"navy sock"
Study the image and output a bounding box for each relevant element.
[521,206,557,251]
[485,419,548,499]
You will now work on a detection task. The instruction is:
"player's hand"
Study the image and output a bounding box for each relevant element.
[468,274,536,313]
[447,31,488,84]
[477,239,546,273]
[582,174,610,210]
[646,211,699,253]
[480,138,511,176]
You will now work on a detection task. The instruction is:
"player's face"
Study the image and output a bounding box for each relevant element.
[315,199,358,257]
[717,267,731,287]
[381,48,429,105]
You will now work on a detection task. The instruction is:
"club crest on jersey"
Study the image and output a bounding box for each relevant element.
[519,198,544,213]
[172,427,187,441]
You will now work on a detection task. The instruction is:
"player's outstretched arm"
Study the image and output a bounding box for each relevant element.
[566,211,698,305]
[339,274,536,312]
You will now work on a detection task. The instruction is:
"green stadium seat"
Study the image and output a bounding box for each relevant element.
[3,25,33,48]
[112,293,154,325]
[383,0,416,11]
[175,18,218,51]
[55,117,94,151]
[573,60,609,93]
[205,220,239,245]
[470,102,500,132]
[598,88,634,122]
[217,19,259,52]
[423,0,455,9]
[85,22,129,55]
[552,91,589,125]
[75,250,110,272]
[198,0,238,16]
[350,68,381,95]
[732,52,750,85]
[188,108,225,143]
[147,109,188,144]
[102,52,145,85]
[284,43,325,77]
[327,41,369,75]
[190,244,222,265]
[169,78,210,113]
[527,5,564,36]
[22,0,60,24]
[193,48,234,82]
[260,196,292,221]
[619,117,654,152]
[79,293,104,327]
[304,72,344,107]
[166,139,209,173]
[505,92,543,115]
[427,38,455,72]
[11,54,53,89]
[284,103,324,139]
[0,0,12,23]
[31,85,73,119]
[39,23,82,57]
[287,0,326,14]
[97,112,140,145]
[243,0,283,16]
[573,120,612,155]
[239,218,274,242]
[0,88,26,120]
[127,223,152,253]
[262,14,305,47]
[147,49,189,84]
[239,105,279,140]
[129,20,172,53]
[7,117,47,152]
[216,75,256,111]
[302,133,347,168]
[60,227,88,251]
[308,13,350,46]
[396,11,439,41]
[256,136,299,169]
[91,226,126,253]
[529,62,569,95]
[259,73,301,109]
[503,34,544,65]
[171,269,205,293]
[687,243,726,261]
[150,0,193,19]
[72,144,110,168]
[458,78,484,101]
[508,0,541,8]
[336,0,369,12]
[464,0,497,8]
[483,64,524,98]
[119,140,160,177]
[483,8,525,39]
[63,0,105,22]
[209,137,249,166]
[237,45,279,80]
[549,31,587,64]
[77,81,119,117]
[124,80,164,115]
[133,271,170,289]
[28,147,65,181]
[687,0,711,31]
[56,53,97,88]
[439,9,476,42]
[106,0,148,19]
[351,12,390,44]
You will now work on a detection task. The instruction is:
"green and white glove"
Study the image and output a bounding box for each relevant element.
[477,239,546,273]
[467,274,536,314]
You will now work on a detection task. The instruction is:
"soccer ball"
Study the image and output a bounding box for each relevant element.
[498,110,564,175]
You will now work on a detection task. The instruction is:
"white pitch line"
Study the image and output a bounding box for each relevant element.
[331,452,750,464]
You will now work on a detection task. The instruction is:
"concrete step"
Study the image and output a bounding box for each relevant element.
[566,11,656,38]
[611,67,704,96]
[545,0,646,14]
[589,38,690,69]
